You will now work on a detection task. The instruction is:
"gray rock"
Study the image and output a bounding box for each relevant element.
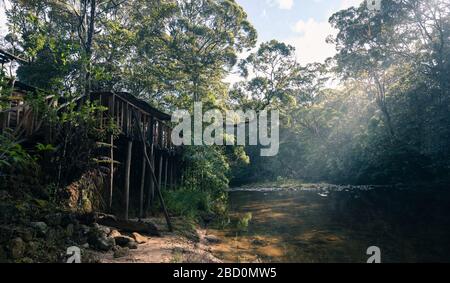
[92,223,110,235]
[251,239,267,246]
[79,225,90,235]
[113,246,130,258]
[30,222,48,236]
[88,227,115,252]
[27,241,39,255]
[89,234,115,251]
[16,228,33,242]
[114,235,135,247]
[205,235,221,244]
[45,228,58,242]
[126,241,138,250]
[45,213,62,226]
[9,237,25,259]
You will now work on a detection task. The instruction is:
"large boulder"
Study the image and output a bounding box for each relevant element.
[88,234,115,251]
[92,223,111,235]
[126,241,138,250]
[108,230,121,238]
[9,237,25,259]
[131,232,148,244]
[97,215,160,236]
[30,222,48,237]
[113,235,135,247]
[88,227,115,251]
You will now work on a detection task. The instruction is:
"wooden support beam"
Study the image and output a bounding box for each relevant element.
[164,152,169,190]
[139,143,146,219]
[170,154,174,190]
[158,152,163,191]
[133,112,173,232]
[144,149,173,232]
[109,134,114,210]
[124,140,133,221]
[147,143,155,210]
[109,94,115,211]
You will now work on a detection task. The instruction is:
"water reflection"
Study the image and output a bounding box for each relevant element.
[208,186,450,263]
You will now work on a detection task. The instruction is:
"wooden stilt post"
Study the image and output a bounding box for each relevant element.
[109,94,115,211]
[133,112,172,231]
[139,143,146,219]
[109,134,114,210]
[148,144,155,207]
[143,150,173,232]
[158,153,163,190]
[170,154,174,190]
[125,140,133,221]
[164,152,169,190]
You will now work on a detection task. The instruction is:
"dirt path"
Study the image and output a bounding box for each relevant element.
[97,221,222,263]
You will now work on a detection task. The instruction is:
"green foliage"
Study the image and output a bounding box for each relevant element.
[236,212,252,233]
[177,146,230,218]
[0,132,36,171]
[163,189,212,219]
[35,143,56,153]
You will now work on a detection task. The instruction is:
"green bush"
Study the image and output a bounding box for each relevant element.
[163,189,211,219]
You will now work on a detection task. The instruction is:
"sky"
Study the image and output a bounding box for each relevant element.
[235,0,363,64]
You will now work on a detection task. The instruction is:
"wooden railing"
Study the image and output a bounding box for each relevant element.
[93,92,175,152]
[0,88,56,138]
[0,89,176,153]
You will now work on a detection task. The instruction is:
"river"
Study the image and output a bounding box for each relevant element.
[207,185,450,263]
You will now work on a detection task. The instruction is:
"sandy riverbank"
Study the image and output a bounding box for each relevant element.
[96,218,222,263]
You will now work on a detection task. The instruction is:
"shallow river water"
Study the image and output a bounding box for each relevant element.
[208,185,450,263]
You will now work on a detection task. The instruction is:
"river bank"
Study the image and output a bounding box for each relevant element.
[0,189,222,263]
[96,217,222,263]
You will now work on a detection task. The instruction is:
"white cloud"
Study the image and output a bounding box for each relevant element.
[285,0,363,65]
[339,0,363,9]
[287,18,337,64]
[267,0,294,10]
